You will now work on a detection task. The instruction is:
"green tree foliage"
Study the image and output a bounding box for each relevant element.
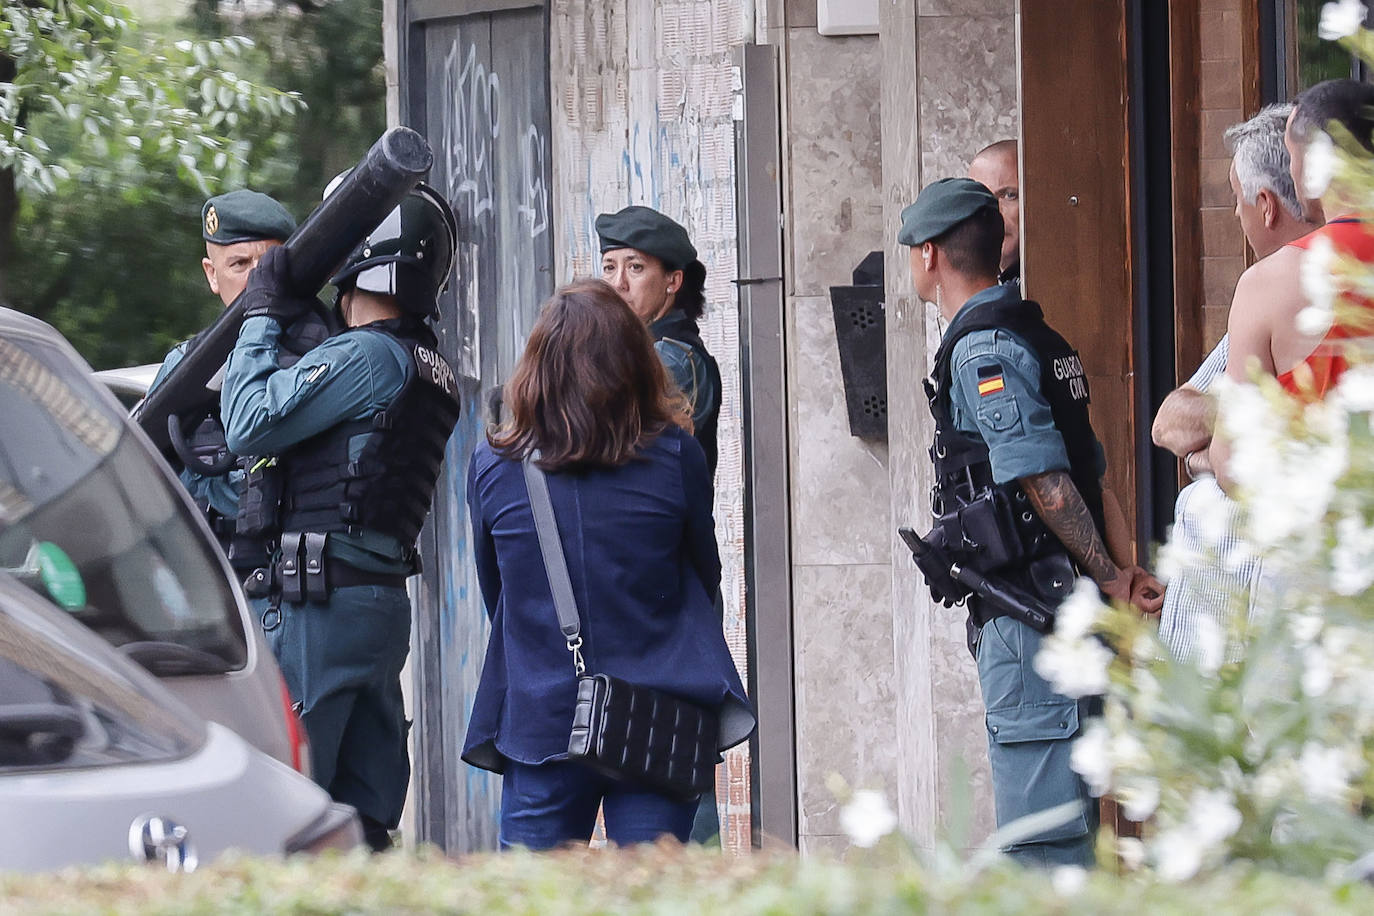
[4,0,386,370]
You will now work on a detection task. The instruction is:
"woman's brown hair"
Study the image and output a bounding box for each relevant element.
[490,279,692,470]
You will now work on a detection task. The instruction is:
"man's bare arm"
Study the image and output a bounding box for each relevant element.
[1020,470,1128,600]
[1151,387,1214,457]
[1100,484,1134,569]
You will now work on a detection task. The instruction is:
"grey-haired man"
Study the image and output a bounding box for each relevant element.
[1152,104,1317,658]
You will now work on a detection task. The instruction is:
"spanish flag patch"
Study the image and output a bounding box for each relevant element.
[977,375,1005,397]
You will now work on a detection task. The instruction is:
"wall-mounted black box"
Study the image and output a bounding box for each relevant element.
[829,251,887,441]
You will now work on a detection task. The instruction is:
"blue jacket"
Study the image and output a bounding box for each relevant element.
[462,425,755,773]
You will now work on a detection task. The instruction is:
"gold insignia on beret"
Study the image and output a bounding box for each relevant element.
[204,205,219,237]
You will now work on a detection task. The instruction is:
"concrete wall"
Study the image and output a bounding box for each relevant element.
[548,0,755,854]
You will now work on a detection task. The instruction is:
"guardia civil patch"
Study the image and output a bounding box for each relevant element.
[976,363,1005,397]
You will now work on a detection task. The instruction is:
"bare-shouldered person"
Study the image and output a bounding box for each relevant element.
[1214,79,1374,486]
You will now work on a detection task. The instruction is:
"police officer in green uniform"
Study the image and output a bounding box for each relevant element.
[219,183,461,852]
[149,190,337,573]
[900,178,1162,868]
[597,206,722,475]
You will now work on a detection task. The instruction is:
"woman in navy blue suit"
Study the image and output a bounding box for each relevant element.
[463,279,754,850]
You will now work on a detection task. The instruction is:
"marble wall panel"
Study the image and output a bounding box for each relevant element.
[881,0,1009,848]
[792,563,897,839]
[916,14,1018,183]
[919,0,1013,16]
[799,834,857,858]
[788,295,891,567]
[784,28,885,299]
[880,0,935,845]
[785,0,816,28]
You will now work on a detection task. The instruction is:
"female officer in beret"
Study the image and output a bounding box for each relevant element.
[596,206,722,477]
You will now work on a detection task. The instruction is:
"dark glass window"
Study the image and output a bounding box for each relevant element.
[1295,0,1360,89]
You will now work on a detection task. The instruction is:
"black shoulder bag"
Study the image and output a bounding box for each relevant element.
[522,453,719,802]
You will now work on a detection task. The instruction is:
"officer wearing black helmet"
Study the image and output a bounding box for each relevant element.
[149,189,338,571]
[220,182,462,853]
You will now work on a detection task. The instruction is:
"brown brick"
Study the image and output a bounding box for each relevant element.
[1200,10,1243,62]
[1201,15,1240,63]
[1201,60,1244,110]
[1202,256,1246,311]
[1201,108,1243,159]
[1201,156,1234,208]
[1202,206,1244,258]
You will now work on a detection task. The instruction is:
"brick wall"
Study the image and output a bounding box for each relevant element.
[1198,0,1252,351]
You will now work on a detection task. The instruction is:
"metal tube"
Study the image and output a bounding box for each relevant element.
[134,127,433,453]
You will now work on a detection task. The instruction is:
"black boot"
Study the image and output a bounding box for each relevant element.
[359,815,394,853]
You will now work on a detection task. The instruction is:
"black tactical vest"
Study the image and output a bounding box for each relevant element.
[652,310,722,476]
[267,320,461,562]
[927,296,1105,572]
[177,305,339,548]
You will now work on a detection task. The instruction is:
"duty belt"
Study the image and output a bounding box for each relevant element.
[243,531,408,604]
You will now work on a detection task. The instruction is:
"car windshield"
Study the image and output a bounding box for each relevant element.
[0,333,247,674]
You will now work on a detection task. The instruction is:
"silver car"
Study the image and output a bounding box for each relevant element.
[0,308,305,773]
[0,569,360,871]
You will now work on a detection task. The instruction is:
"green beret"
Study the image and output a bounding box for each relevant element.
[897,178,999,247]
[202,189,296,245]
[595,206,698,271]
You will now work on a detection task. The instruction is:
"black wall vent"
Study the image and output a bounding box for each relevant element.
[829,251,887,441]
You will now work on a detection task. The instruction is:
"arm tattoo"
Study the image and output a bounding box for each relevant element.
[1020,470,1122,589]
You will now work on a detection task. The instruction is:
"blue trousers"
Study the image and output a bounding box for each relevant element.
[499,760,697,851]
[975,615,1099,869]
[257,585,412,828]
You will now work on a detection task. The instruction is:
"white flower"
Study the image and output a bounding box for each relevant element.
[1118,836,1147,871]
[1299,742,1355,802]
[1304,131,1338,199]
[1051,865,1088,896]
[1055,578,1106,641]
[1331,513,1374,595]
[1336,366,1374,413]
[1303,644,1334,697]
[1034,635,1113,698]
[1118,777,1160,822]
[839,789,897,848]
[1070,718,1112,796]
[1154,828,1207,882]
[1289,612,1324,643]
[1190,788,1243,847]
[1194,616,1225,676]
[1319,0,1368,40]
[1299,233,1337,334]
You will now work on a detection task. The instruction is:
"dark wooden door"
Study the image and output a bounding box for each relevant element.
[1020,0,1137,542]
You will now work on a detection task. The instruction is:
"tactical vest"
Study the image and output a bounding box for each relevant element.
[176,306,339,552]
[652,310,722,476]
[926,296,1105,577]
[251,320,461,566]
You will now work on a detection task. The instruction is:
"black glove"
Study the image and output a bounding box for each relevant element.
[237,246,315,324]
[900,526,969,608]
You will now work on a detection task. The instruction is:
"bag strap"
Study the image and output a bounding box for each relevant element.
[521,451,587,675]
